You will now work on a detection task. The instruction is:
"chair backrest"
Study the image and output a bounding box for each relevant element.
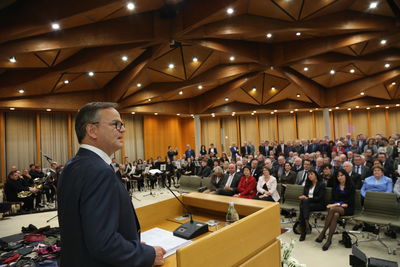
[201,176,212,189]
[364,191,399,217]
[179,175,202,192]
[354,189,362,213]
[276,183,282,195]
[324,187,332,205]
[284,184,303,206]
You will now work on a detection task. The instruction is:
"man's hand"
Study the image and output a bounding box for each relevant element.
[224,186,232,190]
[153,246,166,266]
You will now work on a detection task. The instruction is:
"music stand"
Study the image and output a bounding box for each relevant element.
[142,167,156,197]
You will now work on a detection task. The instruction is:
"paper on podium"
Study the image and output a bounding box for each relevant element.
[141,227,192,258]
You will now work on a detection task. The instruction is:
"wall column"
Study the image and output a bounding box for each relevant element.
[35,113,41,166]
[323,108,331,139]
[0,112,5,183]
[194,115,201,154]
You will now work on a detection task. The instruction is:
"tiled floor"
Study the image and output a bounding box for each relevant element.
[1,188,399,266]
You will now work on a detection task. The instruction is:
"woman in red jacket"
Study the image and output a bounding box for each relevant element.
[234,166,257,199]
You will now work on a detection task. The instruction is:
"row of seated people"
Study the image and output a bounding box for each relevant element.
[3,163,61,212]
[200,159,397,251]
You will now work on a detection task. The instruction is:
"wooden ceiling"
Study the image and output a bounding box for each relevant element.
[1,0,400,115]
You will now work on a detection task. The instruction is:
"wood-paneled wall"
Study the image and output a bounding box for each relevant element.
[143,115,195,160]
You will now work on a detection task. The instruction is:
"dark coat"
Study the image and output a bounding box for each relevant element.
[57,148,155,267]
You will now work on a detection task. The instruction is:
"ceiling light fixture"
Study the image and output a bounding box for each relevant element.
[154,112,158,115]
[385,106,389,109]
[380,39,387,45]
[192,57,198,62]
[10,108,15,111]
[9,56,16,63]
[198,85,203,90]
[274,110,278,112]
[396,104,400,107]
[131,112,136,114]
[271,112,274,114]
[226,7,234,14]
[309,110,313,113]
[271,86,276,90]
[18,89,25,94]
[266,33,272,38]
[294,109,298,111]
[366,107,370,110]
[303,67,308,71]
[290,111,294,113]
[177,113,180,116]
[369,2,378,9]
[348,108,351,111]
[360,92,365,95]
[296,32,301,36]
[224,97,229,101]
[147,98,151,102]
[46,109,52,112]
[64,80,69,84]
[376,105,380,107]
[330,70,335,75]
[384,63,390,68]
[335,106,339,109]
[252,87,257,92]
[51,23,60,30]
[350,69,355,73]
[121,56,128,61]
[168,63,175,69]
[127,2,135,10]
[356,106,360,109]
[179,91,183,95]
[137,83,142,87]
[391,82,397,86]
[329,109,332,111]
[229,56,235,61]
[211,113,215,117]
[296,93,300,98]
[88,71,94,77]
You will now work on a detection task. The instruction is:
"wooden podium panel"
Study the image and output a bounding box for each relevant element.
[136,192,281,267]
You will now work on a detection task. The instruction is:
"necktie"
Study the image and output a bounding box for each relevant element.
[301,171,307,185]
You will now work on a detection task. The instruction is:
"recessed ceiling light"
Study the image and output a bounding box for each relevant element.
[350,69,355,73]
[290,110,294,113]
[271,112,274,114]
[380,39,387,45]
[9,56,16,63]
[329,109,332,111]
[330,70,335,75]
[224,97,229,101]
[385,106,389,109]
[51,23,60,30]
[147,98,151,102]
[274,110,277,112]
[64,80,69,84]
[211,113,215,117]
[192,57,198,62]
[369,2,378,9]
[46,109,52,112]
[179,90,183,95]
[384,63,390,68]
[309,110,313,113]
[251,113,255,116]
[127,2,135,10]
[229,56,235,61]
[168,63,175,69]
[366,107,370,110]
[296,93,300,98]
[376,105,380,107]
[271,86,276,90]
[294,109,298,111]
[360,92,365,95]
[88,71,94,77]
[198,85,203,90]
[391,82,397,86]
[18,89,25,94]
[226,7,234,14]
[356,106,360,109]
[131,112,136,114]
[266,33,272,38]
[253,110,257,113]
[9,107,15,111]
[315,108,318,110]
[296,32,301,36]
[303,67,309,71]
[154,112,158,115]
[347,108,351,111]
[137,83,142,87]
[177,113,180,116]
[396,104,400,107]
[121,56,128,61]
[252,87,257,92]
[335,106,339,109]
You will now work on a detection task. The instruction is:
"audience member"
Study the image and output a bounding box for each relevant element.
[254,167,280,202]
[234,166,256,199]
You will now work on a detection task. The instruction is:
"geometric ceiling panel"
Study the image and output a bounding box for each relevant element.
[248,0,296,21]
[350,1,395,17]
[300,0,337,20]
[149,48,186,80]
[272,0,303,21]
[226,88,259,105]
[53,48,82,66]
[35,50,59,67]
[364,84,391,100]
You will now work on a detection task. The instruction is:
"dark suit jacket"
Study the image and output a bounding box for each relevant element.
[230,146,239,160]
[250,167,262,181]
[220,172,242,192]
[276,144,290,157]
[208,147,218,156]
[198,165,212,177]
[303,181,326,204]
[279,171,297,184]
[58,148,155,267]
[240,145,251,156]
[349,172,362,190]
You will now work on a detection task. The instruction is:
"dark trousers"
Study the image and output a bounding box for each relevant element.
[299,199,325,221]
[216,189,235,196]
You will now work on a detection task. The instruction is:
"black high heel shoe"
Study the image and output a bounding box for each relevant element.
[315,234,325,243]
[299,232,306,241]
[322,240,331,251]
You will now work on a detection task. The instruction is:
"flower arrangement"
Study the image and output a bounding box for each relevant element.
[281,240,306,267]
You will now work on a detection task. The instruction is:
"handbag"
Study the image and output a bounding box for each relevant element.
[340,231,352,248]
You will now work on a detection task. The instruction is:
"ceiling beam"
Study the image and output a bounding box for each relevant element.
[0,0,123,43]
[119,63,262,107]
[0,12,169,55]
[276,66,326,107]
[327,67,400,105]
[119,100,192,115]
[194,70,263,113]
[105,45,164,102]
[206,100,318,113]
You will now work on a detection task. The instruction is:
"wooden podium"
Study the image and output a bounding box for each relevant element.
[136,192,281,267]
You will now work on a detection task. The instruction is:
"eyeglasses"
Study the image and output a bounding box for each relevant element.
[90,120,125,131]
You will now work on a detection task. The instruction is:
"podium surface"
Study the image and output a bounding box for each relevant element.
[136,192,281,267]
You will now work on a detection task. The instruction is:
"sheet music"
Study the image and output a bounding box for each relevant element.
[141,228,192,258]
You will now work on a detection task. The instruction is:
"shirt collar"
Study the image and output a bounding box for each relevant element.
[80,144,112,165]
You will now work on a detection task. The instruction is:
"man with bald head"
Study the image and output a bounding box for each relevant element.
[216,163,242,196]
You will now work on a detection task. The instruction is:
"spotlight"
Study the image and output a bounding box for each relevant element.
[127,2,135,10]
[9,56,16,63]
[350,69,355,73]
[296,32,301,36]
[131,112,136,114]
[224,97,229,101]
[380,39,387,45]
[10,107,15,111]
[46,109,52,112]
[168,63,175,69]
[226,7,234,14]
[51,23,60,30]
[303,67,308,71]
[64,80,69,84]
[330,70,335,75]
[296,93,300,98]
[154,113,158,115]
[192,57,198,62]
[369,2,378,9]
[266,33,272,38]
[88,71,94,77]
[121,56,128,61]
[179,91,183,95]
[18,89,25,94]
[198,85,203,90]
[384,63,390,68]
[229,56,235,61]
[137,83,142,87]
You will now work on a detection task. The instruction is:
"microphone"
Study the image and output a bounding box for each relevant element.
[165,185,208,240]
[43,154,53,161]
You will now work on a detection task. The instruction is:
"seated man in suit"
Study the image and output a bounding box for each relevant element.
[250,159,262,181]
[216,163,242,196]
[343,161,362,189]
[377,152,395,178]
[5,170,37,211]
[58,102,165,266]
[197,159,212,177]
[295,159,312,186]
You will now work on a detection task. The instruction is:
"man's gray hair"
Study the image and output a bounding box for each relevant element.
[75,102,118,143]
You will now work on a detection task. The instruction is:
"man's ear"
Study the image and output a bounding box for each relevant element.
[86,124,97,139]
